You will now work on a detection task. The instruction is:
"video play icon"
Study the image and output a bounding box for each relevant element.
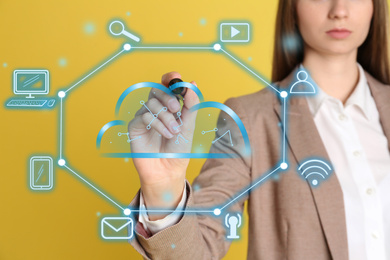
[220,22,250,43]
[231,26,240,38]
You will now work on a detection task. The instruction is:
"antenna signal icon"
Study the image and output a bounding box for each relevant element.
[225,213,242,239]
[298,159,333,187]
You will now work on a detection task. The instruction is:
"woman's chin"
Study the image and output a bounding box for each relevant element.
[311,43,358,57]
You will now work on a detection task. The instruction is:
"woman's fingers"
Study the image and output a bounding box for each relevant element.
[135,71,182,117]
[135,89,180,117]
[129,111,175,140]
[145,98,181,134]
[161,71,182,87]
[149,88,181,113]
[140,112,174,139]
[131,73,199,142]
[183,81,200,109]
[159,71,183,113]
[130,97,181,138]
[177,81,200,137]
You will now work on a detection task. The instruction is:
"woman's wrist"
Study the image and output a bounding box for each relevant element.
[141,178,186,220]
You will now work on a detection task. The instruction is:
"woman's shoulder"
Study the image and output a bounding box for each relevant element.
[223,84,285,124]
[225,88,277,114]
[225,68,295,113]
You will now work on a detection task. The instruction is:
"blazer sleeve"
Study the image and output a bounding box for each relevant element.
[128,97,252,260]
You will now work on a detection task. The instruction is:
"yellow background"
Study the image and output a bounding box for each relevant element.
[0,0,335,259]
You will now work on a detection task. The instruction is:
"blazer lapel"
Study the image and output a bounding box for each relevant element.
[273,69,349,259]
[365,72,390,150]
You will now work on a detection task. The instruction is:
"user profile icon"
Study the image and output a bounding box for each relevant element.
[289,70,316,95]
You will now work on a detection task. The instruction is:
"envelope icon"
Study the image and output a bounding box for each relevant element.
[101,217,133,240]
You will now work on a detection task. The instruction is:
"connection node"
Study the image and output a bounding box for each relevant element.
[123,43,131,51]
[213,208,221,216]
[280,162,288,170]
[280,91,288,98]
[58,91,66,98]
[123,208,131,215]
[213,43,222,51]
[58,159,66,166]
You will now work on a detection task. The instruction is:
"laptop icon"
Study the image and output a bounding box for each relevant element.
[6,69,56,108]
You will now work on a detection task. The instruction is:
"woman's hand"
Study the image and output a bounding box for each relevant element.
[128,72,199,220]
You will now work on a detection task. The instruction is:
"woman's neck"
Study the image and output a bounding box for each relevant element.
[302,47,360,104]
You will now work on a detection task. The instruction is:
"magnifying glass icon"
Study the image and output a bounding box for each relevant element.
[109,20,140,42]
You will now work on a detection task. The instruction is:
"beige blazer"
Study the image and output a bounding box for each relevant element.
[128,69,390,260]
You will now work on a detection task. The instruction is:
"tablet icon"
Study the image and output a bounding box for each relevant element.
[29,156,53,191]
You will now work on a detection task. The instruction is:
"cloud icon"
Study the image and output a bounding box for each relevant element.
[96,81,251,159]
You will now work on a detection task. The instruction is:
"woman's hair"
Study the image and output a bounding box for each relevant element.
[272,0,390,85]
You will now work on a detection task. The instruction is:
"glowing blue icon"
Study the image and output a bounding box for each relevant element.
[13,70,49,98]
[109,20,140,42]
[7,99,48,107]
[6,69,56,108]
[175,134,189,144]
[101,217,133,240]
[298,159,333,187]
[225,213,242,239]
[118,132,141,143]
[212,130,233,146]
[29,156,53,191]
[98,81,252,158]
[202,128,218,135]
[47,99,56,107]
[289,70,316,94]
[220,23,250,43]
[140,100,167,130]
[173,111,183,131]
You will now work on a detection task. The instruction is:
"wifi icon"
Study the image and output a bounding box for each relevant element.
[298,159,333,187]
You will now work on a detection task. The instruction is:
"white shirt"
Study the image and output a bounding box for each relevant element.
[139,63,390,260]
[305,63,390,260]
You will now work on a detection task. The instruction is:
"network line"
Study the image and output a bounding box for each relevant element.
[131,46,214,50]
[56,42,289,215]
[220,166,281,210]
[282,97,287,162]
[64,49,125,94]
[63,165,125,211]
[212,130,233,146]
[131,209,214,214]
[129,44,279,94]
[59,98,63,159]
[129,165,284,215]
[220,48,280,94]
[173,111,182,131]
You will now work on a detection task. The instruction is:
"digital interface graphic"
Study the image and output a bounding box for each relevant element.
[5,18,333,242]
[6,69,56,108]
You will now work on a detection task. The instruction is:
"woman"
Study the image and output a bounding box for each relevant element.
[128,0,390,259]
